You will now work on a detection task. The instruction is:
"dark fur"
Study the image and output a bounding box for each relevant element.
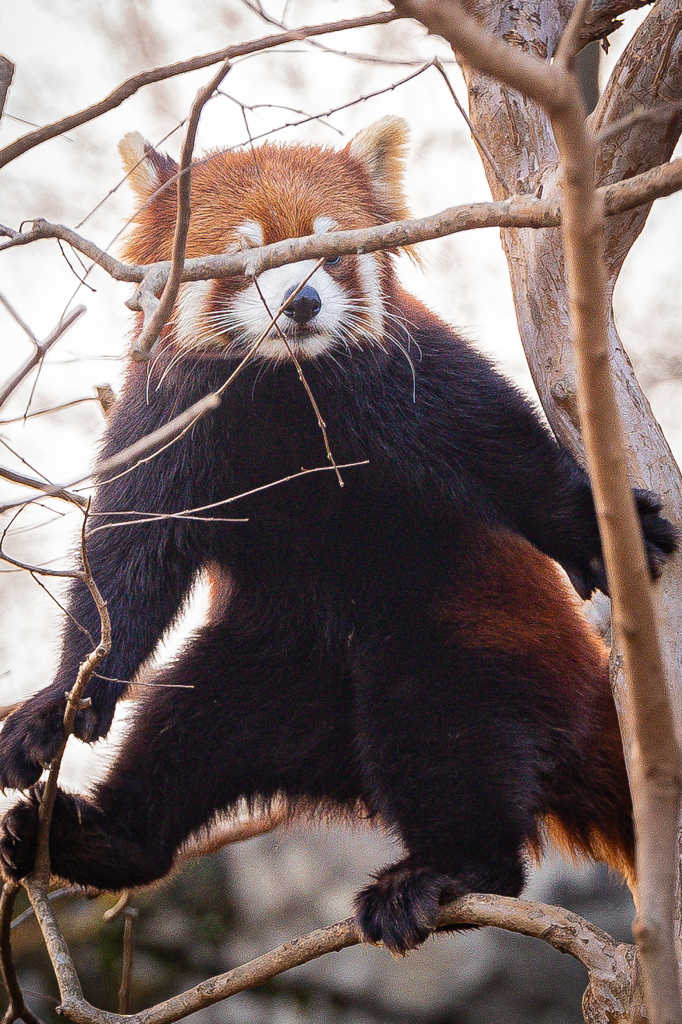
[0,292,676,954]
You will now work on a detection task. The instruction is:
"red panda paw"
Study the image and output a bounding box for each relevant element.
[354,859,458,956]
[0,787,42,881]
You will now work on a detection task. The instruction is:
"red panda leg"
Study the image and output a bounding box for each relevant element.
[352,639,541,954]
[351,552,634,956]
[0,615,360,890]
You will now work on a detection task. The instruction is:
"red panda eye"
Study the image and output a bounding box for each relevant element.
[325,255,341,267]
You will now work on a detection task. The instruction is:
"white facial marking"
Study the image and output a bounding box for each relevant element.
[313,216,338,235]
[236,220,264,249]
[225,260,350,360]
[356,254,384,336]
[174,281,221,351]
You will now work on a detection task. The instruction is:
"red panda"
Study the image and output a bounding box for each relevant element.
[0,117,675,956]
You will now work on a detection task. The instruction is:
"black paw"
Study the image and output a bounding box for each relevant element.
[0,689,115,792]
[0,785,94,884]
[634,489,678,577]
[568,489,677,599]
[0,787,42,881]
[354,860,457,956]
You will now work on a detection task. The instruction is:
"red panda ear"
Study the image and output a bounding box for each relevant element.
[118,132,178,201]
[348,116,410,222]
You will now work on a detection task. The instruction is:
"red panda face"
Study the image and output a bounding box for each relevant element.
[212,214,386,361]
[119,118,410,362]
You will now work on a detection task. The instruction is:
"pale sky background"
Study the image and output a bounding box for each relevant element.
[0,0,680,789]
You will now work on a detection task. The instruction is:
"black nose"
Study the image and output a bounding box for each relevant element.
[282,285,321,324]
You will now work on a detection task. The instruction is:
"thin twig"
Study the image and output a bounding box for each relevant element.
[86,462,366,538]
[31,505,112,885]
[432,57,512,195]
[0,292,38,345]
[10,887,81,931]
[0,306,86,411]
[133,60,232,356]
[102,894,130,923]
[594,100,682,146]
[0,465,87,509]
[117,908,138,1015]
[0,11,397,169]
[0,396,99,425]
[252,267,344,486]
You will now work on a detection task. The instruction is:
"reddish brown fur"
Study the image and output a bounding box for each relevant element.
[121,142,400,266]
[436,527,635,884]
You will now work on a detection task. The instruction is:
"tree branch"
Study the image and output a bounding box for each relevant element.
[0,57,13,122]
[0,882,45,1024]
[21,888,642,1024]
[31,509,112,885]
[0,12,397,170]
[132,60,232,356]
[0,306,86,411]
[0,465,87,510]
[2,158,681,300]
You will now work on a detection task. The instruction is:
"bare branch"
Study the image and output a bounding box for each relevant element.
[0,306,86,411]
[31,507,112,885]
[0,12,397,169]
[432,57,512,195]
[102,894,130,923]
[10,887,81,932]
[23,889,639,1024]
[0,292,38,345]
[0,57,13,122]
[4,160,681,300]
[133,60,232,356]
[0,465,87,509]
[118,908,138,1015]
[24,878,84,1010]
[1,881,45,1024]
[0,396,101,426]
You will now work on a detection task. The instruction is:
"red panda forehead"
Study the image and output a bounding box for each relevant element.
[188,143,382,251]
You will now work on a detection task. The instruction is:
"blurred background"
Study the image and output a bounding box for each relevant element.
[1,1,680,1021]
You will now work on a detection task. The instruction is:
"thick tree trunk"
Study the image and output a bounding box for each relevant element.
[458,0,682,975]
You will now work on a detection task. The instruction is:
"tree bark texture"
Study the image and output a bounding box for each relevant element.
[458,0,682,976]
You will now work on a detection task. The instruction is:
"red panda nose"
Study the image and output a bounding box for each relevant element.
[282,285,322,325]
